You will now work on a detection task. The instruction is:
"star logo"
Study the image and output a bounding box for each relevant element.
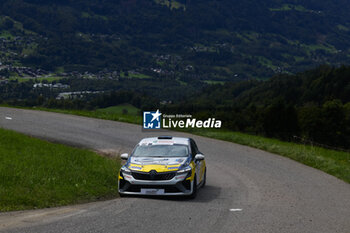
[143,110,162,129]
[150,109,162,122]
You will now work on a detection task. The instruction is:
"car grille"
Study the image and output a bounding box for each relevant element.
[126,184,181,193]
[131,170,176,180]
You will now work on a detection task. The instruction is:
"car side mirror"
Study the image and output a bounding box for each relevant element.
[120,153,129,160]
[195,154,205,161]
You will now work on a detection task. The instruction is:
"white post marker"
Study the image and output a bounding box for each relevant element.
[5,117,12,120]
[229,208,243,212]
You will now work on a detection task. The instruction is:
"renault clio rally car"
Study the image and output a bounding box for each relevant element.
[118,136,206,198]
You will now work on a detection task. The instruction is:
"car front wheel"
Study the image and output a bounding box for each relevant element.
[188,175,197,199]
[202,168,206,187]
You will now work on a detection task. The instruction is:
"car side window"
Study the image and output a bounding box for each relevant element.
[192,140,199,154]
[190,141,195,158]
[190,139,199,158]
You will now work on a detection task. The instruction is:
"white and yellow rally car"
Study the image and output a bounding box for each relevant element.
[118,136,206,198]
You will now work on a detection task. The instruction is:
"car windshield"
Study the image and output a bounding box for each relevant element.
[133,144,188,157]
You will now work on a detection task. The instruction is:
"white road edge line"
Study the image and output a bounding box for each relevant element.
[5,117,12,120]
[229,209,243,212]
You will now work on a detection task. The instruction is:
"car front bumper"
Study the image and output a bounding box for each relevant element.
[118,171,194,196]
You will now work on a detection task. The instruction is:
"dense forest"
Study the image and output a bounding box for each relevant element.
[163,65,350,149]
[1,0,350,79]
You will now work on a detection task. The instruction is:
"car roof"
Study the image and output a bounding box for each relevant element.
[138,136,190,146]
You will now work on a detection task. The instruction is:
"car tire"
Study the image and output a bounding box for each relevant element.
[119,192,126,197]
[188,175,197,199]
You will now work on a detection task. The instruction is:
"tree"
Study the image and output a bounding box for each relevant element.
[3,18,14,29]
[262,100,299,140]
[321,100,347,147]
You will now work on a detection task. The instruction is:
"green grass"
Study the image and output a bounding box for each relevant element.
[34,76,62,82]
[294,56,305,62]
[242,31,260,41]
[3,105,350,184]
[256,56,278,70]
[337,24,349,32]
[8,75,62,83]
[120,72,151,79]
[213,66,233,75]
[154,0,186,10]
[203,80,225,85]
[0,30,14,40]
[269,4,309,12]
[8,77,31,83]
[21,47,36,56]
[81,12,91,18]
[81,12,108,20]
[31,105,142,125]
[284,39,337,55]
[301,43,337,55]
[97,104,140,116]
[0,16,35,36]
[286,38,338,55]
[55,67,65,73]
[0,128,120,211]
[170,1,186,10]
[185,129,350,183]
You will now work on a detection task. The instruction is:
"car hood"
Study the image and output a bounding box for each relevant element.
[128,157,187,173]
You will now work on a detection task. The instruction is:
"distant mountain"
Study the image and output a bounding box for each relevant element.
[1,0,350,79]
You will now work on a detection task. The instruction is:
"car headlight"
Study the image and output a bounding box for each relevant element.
[177,166,192,175]
[121,166,131,174]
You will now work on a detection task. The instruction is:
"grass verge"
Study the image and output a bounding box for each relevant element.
[31,106,141,125]
[186,129,350,183]
[0,128,120,211]
[96,104,140,116]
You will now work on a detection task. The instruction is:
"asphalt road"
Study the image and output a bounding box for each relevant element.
[0,107,349,233]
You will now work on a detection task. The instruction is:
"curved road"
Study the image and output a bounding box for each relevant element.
[0,107,349,233]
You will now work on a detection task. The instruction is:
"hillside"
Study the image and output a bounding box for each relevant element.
[190,65,350,107]
[1,0,350,80]
[164,65,350,148]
